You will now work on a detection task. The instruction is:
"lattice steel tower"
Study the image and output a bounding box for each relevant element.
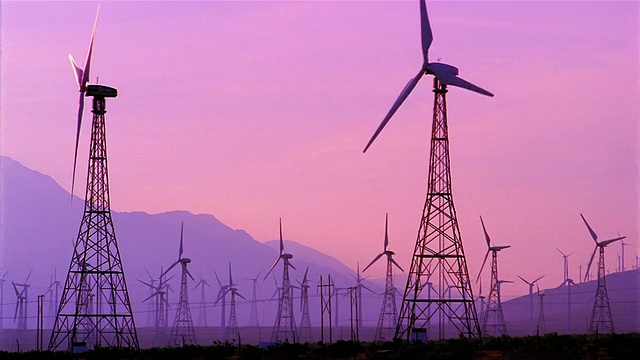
[265,219,297,342]
[363,214,403,341]
[165,223,197,346]
[49,85,139,350]
[362,0,491,341]
[298,268,313,343]
[395,80,481,340]
[537,287,546,335]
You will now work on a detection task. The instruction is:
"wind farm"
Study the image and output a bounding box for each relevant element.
[0,0,637,357]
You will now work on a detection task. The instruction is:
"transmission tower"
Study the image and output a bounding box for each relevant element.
[318,275,334,343]
[265,219,297,343]
[348,286,359,342]
[165,223,197,346]
[49,85,138,351]
[225,285,244,342]
[298,268,313,343]
[536,286,546,335]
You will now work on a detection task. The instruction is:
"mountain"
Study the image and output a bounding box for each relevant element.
[0,155,384,333]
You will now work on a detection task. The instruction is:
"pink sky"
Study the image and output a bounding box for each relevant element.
[1,1,638,297]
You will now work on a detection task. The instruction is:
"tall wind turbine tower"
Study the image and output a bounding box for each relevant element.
[216,263,245,342]
[141,269,173,348]
[193,277,211,327]
[264,219,297,343]
[49,8,138,350]
[297,268,313,343]
[536,284,546,335]
[351,263,374,334]
[363,0,492,340]
[517,275,544,336]
[246,270,262,328]
[581,214,625,333]
[476,217,510,337]
[163,223,197,346]
[13,274,31,348]
[363,214,404,342]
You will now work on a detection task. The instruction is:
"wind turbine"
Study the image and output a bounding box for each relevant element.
[13,271,32,348]
[476,216,510,337]
[517,274,544,336]
[297,268,313,343]
[556,248,574,284]
[0,270,9,329]
[364,0,493,341]
[141,268,174,347]
[581,214,625,333]
[69,5,100,198]
[193,276,211,327]
[245,270,262,328]
[162,222,197,346]
[215,263,245,342]
[264,218,297,343]
[536,284,546,335]
[620,238,634,272]
[363,213,404,342]
[351,263,374,333]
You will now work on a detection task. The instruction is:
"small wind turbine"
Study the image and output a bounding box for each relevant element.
[245,269,262,328]
[363,213,404,342]
[476,216,510,337]
[351,263,374,332]
[0,270,9,330]
[215,263,244,342]
[12,271,32,347]
[556,248,574,284]
[517,274,544,336]
[193,276,211,327]
[68,5,100,197]
[141,268,174,347]
[297,267,313,343]
[536,284,546,335]
[581,214,624,333]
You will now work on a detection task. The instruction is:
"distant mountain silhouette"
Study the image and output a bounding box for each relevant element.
[0,155,384,334]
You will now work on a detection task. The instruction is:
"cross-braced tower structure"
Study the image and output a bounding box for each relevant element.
[12,281,28,348]
[363,214,404,342]
[0,270,8,329]
[247,271,262,327]
[580,214,624,334]
[265,219,297,342]
[140,269,171,347]
[225,288,242,342]
[165,223,197,346]
[395,80,480,341]
[537,286,546,335]
[49,85,138,351]
[298,268,313,343]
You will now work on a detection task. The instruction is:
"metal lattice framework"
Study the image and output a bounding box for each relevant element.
[225,290,240,342]
[483,254,507,337]
[537,289,546,335]
[298,269,313,343]
[375,259,399,341]
[49,89,139,351]
[396,80,480,341]
[589,247,615,333]
[271,262,297,342]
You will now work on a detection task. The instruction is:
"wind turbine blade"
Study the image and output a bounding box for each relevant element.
[362,284,375,294]
[236,292,246,301]
[138,279,154,288]
[390,257,404,272]
[143,291,160,303]
[14,300,19,321]
[303,267,309,284]
[429,63,493,96]
[363,69,425,153]
[363,253,384,272]
[214,271,223,287]
[228,262,233,286]
[384,213,389,251]
[12,282,20,297]
[69,54,83,87]
[419,0,432,64]
[556,248,566,257]
[476,250,490,283]
[479,216,491,247]
[71,92,85,199]
[162,261,179,277]
[600,236,625,247]
[81,5,100,87]
[186,267,195,282]
[517,275,530,285]
[279,218,284,255]
[585,246,598,281]
[25,269,33,283]
[580,213,598,242]
[288,260,296,271]
[264,258,281,280]
[532,275,545,284]
[179,222,184,259]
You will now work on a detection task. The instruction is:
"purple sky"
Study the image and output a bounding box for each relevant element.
[1,1,638,296]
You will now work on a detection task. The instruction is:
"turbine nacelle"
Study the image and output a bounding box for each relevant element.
[425,62,459,77]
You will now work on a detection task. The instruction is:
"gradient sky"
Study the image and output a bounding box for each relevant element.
[1,1,638,297]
